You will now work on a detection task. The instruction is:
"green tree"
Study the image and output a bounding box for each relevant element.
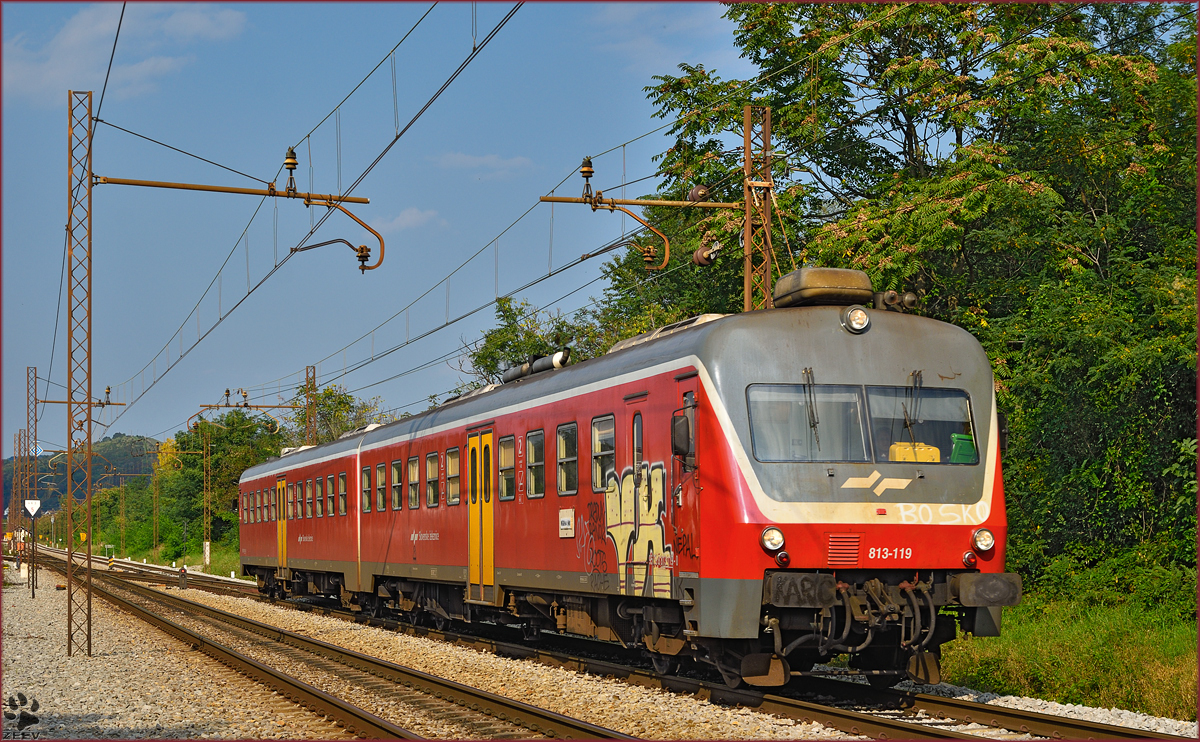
[470,4,1196,576]
[283,384,393,446]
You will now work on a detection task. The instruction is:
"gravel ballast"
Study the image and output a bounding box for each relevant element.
[145,586,851,740]
[159,585,1198,739]
[1,564,354,739]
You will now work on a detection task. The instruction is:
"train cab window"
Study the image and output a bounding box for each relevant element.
[426,453,439,507]
[361,466,372,513]
[315,478,324,518]
[376,463,387,512]
[526,431,545,498]
[391,460,403,509]
[305,479,314,518]
[326,475,336,517]
[591,416,615,492]
[338,472,347,515]
[866,386,979,465]
[288,483,296,520]
[498,437,516,501]
[556,423,578,495]
[407,457,420,508]
[446,448,461,504]
[747,384,870,463]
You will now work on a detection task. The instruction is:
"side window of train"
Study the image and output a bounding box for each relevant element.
[469,446,479,504]
[287,483,296,520]
[407,456,420,509]
[338,472,347,516]
[526,431,545,498]
[483,442,492,503]
[591,416,615,492]
[446,448,461,505]
[391,460,403,510]
[498,436,516,501]
[376,463,386,512]
[426,452,439,507]
[557,423,578,496]
[254,491,261,523]
[305,479,314,518]
[315,477,324,518]
[632,413,644,485]
[361,466,371,513]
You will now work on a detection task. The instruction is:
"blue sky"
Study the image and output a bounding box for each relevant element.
[2,2,757,455]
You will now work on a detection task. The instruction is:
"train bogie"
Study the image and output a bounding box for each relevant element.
[239,267,1021,688]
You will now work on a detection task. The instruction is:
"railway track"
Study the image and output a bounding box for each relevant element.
[35,553,419,739]
[249,588,1192,741]
[42,551,1190,741]
[38,552,632,740]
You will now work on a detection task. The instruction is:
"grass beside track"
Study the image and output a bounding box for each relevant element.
[941,598,1197,721]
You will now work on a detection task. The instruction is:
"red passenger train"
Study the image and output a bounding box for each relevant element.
[239,267,1021,688]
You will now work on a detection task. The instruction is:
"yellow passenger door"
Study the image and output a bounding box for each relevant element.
[276,477,287,576]
[467,430,496,603]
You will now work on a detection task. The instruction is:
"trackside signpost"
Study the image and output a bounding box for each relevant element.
[23,499,40,598]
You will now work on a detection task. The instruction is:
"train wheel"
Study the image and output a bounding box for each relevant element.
[650,653,679,676]
[432,614,448,631]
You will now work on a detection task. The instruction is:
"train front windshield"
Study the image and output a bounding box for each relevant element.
[747,384,979,465]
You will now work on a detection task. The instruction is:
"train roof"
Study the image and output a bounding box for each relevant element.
[240,306,983,483]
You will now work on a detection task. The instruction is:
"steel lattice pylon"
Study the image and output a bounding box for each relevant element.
[305,366,317,446]
[203,425,212,569]
[66,90,94,657]
[27,366,38,511]
[742,106,776,312]
[13,432,25,535]
[152,462,160,559]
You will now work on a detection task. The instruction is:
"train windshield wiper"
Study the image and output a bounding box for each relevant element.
[902,370,923,448]
[803,367,820,451]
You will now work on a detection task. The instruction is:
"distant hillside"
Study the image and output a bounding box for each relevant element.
[3,432,159,516]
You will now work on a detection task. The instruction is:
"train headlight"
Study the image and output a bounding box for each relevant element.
[973,528,995,552]
[840,305,871,334]
[761,527,785,552]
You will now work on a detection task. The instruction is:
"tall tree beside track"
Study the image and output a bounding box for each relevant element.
[466,3,1197,576]
[155,410,284,558]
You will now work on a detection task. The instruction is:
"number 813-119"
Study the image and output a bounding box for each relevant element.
[868,547,913,560]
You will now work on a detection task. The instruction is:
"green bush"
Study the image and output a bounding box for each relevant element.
[1030,547,1197,623]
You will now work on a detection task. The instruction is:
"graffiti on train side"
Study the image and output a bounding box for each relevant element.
[604,464,674,598]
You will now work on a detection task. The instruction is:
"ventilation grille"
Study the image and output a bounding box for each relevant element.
[827,534,861,567]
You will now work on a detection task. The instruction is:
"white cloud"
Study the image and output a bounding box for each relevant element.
[3,3,246,108]
[372,207,438,234]
[434,151,532,180]
[588,2,753,79]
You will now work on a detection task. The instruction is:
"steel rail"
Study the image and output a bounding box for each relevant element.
[37,556,420,739]
[235,599,977,740]
[55,551,1188,741]
[105,576,635,740]
[281,600,1193,742]
[792,677,1194,741]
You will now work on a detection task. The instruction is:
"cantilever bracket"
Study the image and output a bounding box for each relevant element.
[589,191,671,271]
[304,197,385,273]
